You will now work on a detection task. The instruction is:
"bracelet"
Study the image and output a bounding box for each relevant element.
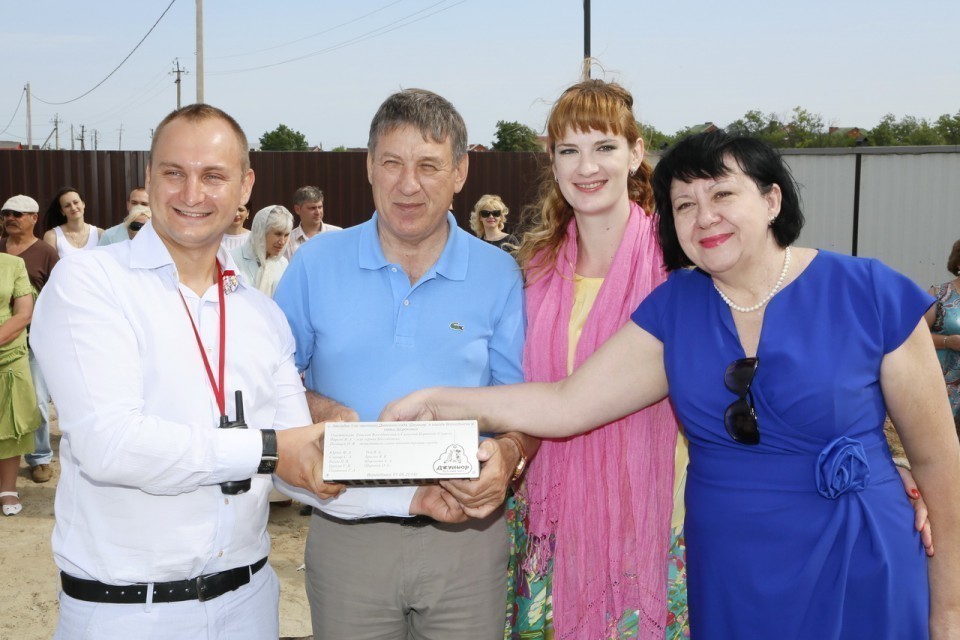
[892,458,911,471]
[495,433,528,482]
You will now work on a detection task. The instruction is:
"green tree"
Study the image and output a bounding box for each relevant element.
[640,121,674,151]
[726,110,787,147]
[903,117,944,145]
[936,111,960,145]
[727,110,771,137]
[868,114,945,146]
[259,124,309,151]
[869,114,898,146]
[819,129,859,148]
[492,120,542,151]
[784,107,826,148]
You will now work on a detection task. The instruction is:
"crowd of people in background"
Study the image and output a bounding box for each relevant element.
[1,78,959,640]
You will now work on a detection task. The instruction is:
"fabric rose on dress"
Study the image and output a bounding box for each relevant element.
[815,436,870,499]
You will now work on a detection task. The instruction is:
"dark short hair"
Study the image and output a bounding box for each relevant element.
[293,186,324,207]
[653,130,804,271]
[947,239,960,276]
[44,186,84,232]
[367,89,468,162]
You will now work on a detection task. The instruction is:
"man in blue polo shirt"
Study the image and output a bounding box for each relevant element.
[274,89,537,640]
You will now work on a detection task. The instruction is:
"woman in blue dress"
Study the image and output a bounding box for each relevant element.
[383,131,960,638]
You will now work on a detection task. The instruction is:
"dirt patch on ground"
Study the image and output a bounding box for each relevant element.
[0,424,314,640]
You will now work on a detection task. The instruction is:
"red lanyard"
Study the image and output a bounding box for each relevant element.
[179,262,227,417]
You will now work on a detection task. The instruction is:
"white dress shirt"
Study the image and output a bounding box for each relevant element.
[282,222,342,261]
[31,221,311,585]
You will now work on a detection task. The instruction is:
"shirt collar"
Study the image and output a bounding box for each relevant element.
[127,221,175,272]
[358,212,468,282]
[127,220,248,289]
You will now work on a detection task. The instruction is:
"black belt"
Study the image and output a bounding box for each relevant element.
[60,557,268,604]
[314,508,434,528]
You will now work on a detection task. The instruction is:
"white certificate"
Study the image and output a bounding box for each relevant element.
[322,420,480,484]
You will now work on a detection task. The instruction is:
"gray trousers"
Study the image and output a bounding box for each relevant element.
[306,508,508,640]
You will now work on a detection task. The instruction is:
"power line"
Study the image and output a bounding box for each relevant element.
[209,0,404,60]
[32,0,178,106]
[0,87,26,137]
[75,67,171,126]
[210,0,466,76]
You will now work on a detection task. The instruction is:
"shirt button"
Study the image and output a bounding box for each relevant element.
[391,267,398,273]
[403,299,410,306]
[224,498,229,505]
[218,550,224,558]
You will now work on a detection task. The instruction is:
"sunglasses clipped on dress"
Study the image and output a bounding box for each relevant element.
[724,357,760,445]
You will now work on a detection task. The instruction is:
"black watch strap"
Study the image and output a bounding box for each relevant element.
[258,429,279,475]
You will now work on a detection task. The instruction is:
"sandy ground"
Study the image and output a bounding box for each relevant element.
[0,423,314,640]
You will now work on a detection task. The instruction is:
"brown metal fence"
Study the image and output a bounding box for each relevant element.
[0,149,545,237]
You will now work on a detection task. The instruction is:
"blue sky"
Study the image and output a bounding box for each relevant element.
[2,0,958,151]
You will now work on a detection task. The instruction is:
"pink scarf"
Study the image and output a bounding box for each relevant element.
[522,202,678,639]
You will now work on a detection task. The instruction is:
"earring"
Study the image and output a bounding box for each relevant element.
[629,168,637,177]
[769,216,778,226]
[554,175,559,183]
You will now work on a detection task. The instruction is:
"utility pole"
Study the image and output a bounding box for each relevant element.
[40,127,56,150]
[170,58,189,109]
[117,123,124,150]
[91,129,100,151]
[25,82,33,149]
[51,113,61,150]
[196,0,204,103]
[583,0,591,79]
[70,124,75,150]
[78,125,86,151]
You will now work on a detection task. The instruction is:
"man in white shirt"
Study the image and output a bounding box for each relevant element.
[31,104,340,640]
[283,185,341,260]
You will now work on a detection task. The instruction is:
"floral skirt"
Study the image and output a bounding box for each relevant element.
[504,493,689,640]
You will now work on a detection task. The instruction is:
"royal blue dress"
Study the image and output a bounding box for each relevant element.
[631,250,933,639]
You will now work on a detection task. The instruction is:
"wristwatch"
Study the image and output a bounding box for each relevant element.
[257,429,279,474]
[497,433,528,483]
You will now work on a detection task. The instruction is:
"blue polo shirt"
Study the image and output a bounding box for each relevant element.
[273,212,525,516]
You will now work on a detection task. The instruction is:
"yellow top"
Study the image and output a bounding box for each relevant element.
[569,274,688,529]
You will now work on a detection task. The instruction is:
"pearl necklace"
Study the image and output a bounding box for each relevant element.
[713,246,792,313]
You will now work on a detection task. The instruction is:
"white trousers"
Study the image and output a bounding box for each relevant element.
[54,563,280,640]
